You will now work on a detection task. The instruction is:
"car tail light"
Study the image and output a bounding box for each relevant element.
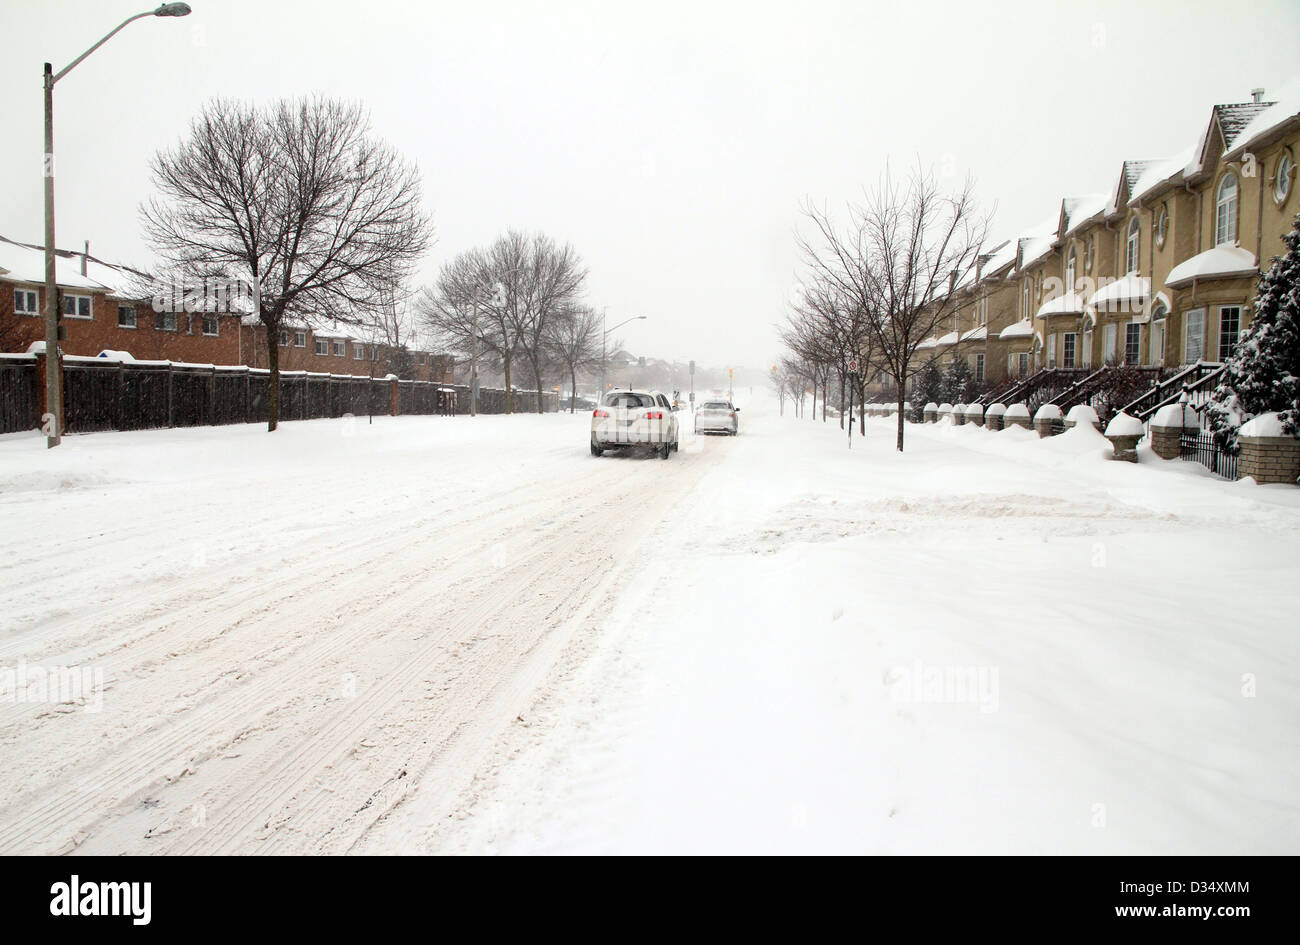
[645,411,663,420]
[593,409,609,418]
[729,411,735,418]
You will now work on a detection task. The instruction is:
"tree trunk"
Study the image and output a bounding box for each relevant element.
[858,376,865,436]
[569,365,577,413]
[264,321,279,433]
[503,356,512,414]
[532,356,544,414]
[894,365,907,452]
[839,371,845,429]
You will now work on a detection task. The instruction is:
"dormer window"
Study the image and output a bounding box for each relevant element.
[1125,217,1141,274]
[1065,245,1077,293]
[1215,172,1238,246]
[1155,205,1168,249]
[1085,234,1095,272]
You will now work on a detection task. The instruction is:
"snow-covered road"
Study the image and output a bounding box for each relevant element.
[0,410,723,854]
[2,395,1298,855]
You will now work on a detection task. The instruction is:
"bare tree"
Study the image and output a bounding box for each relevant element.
[798,166,985,450]
[508,233,588,414]
[143,95,432,431]
[547,304,602,412]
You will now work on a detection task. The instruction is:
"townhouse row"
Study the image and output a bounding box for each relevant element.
[0,236,453,383]
[909,84,1298,392]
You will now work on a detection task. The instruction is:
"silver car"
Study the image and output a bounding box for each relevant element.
[591,389,681,459]
[694,400,739,435]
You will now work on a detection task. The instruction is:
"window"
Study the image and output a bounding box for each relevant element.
[156,311,177,332]
[62,294,92,319]
[315,338,329,355]
[1218,306,1241,360]
[1125,216,1140,273]
[1065,246,1077,293]
[1124,323,1141,365]
[14,289,39,315]
[1103,323,1117,363]
[603,392,656,408]
[1149,304,1167,365]
[279,330,289,346]
[1215,173,1238,246]
[1276,150,1294,205]
[1082,329,1093,368]
[294,331,306,348]
[353,343,366,360]
[1184,308,1205,363]
[1085,235,1094,272]
[1155,205,1168,249]
[1022,280,1031,317]
[974,353,985,382]
[1018,352,1030,378]
[1047,333,1057,368]
[117,305,137,328]
[333,340,346,357]
[1062,333,1077,368]
[201,315,219,336]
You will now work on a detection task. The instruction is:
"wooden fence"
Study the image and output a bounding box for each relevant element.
[0,354,558,436]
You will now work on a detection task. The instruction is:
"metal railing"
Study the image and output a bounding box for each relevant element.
[1180,429,1238,480]
[1122,361,1225,422]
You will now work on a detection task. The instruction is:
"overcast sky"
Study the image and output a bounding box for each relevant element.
[3,0,1298,369]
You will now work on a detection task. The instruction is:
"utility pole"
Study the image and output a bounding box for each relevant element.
[469,283,479,416]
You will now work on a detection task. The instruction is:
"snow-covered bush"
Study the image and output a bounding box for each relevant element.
[1206,212,1300,452]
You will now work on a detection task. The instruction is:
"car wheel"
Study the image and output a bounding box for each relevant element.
[590,441,602,457]
[660,441,670,460]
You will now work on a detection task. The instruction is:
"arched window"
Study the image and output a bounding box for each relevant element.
[1023,280,1031,317]
[1276,150,1294,206]
[1125,216,1141,273]
[1155,205,1168,249]
[1066,245,1077,293]
[1215,173,1238,246]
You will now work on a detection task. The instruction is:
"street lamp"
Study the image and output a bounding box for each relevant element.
[41,3,192,448]
[601,313,647,396]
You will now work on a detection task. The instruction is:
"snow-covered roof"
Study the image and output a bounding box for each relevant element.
[1223,78,1300,160]
[1035,292,1087,318]
[960,325,987,342]
[1165,245,1258,288]
[935,331,959,347]
[1061,193,1111,236]
[916,336,939,350]
[0,235,138,293]
[999,319,1035,339]
[1088,275,1149,310]
[979,239,1017,279]
[1128,144,1199,205]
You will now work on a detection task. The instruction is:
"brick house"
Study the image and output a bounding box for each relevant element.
[2,236,454,383]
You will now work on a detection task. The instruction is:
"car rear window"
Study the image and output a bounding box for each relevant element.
[603,392,655,408]
[702,401,730,409]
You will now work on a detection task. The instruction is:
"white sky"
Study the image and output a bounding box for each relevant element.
[3,0,1298,369]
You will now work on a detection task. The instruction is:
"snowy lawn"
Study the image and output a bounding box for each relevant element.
[420,398,1300,855]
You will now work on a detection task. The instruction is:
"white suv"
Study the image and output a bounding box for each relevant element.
[590,389,680,459]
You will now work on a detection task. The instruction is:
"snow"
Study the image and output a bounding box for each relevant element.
[1088,275,1149,311]
[964,403,983,417]
[1240,412,1293,438]
[924,402,939,411]
[1033,404,1063,420]
[999,319,1035,339]
[2,395,1299,855]
[985,402,1007,417]
[1035,292,1087,318]
[938,403,953,413]
[1223,77,1300,160]
[1152,402,1198,428]
[959,325,987,342]
[96,350,137,362]
[1065,404,1099,426]
[1165,245,1258,288]
[1004,402,1030,418]
[935,331,959,347]
[1104,412,1146,437]
[1128,144,1198,205]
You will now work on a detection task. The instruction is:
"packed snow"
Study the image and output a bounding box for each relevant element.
[2,392,1298,854]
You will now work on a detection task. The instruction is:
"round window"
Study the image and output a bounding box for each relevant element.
[1276,150,1294,205]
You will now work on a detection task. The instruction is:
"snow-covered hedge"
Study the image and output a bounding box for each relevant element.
[1105,412,1145,437]
[1033,404,1063,421]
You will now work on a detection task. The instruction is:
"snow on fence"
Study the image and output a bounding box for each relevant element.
[0,355,557,435]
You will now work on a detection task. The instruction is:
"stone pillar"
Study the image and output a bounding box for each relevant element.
[1149,402,1197,461]
[1103,412,1145,462]
[924,404,938,423]
[1003,406,1031,430]
[1237,416,1300,484]
[965,404,984,427]
[1064,405,1101,432]
[952,403,967,426]
[985,404,1006,431]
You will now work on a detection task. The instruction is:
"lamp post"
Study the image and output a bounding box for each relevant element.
[601,313,647,397]
[41,3,192,448]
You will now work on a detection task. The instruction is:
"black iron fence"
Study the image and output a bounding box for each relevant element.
[1180,430,1238,480]
[0,355,557,436]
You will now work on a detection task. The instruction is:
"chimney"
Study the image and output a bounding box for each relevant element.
[81,240,89,276]
[948,270,958,294]
[1251,87,1265,105]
